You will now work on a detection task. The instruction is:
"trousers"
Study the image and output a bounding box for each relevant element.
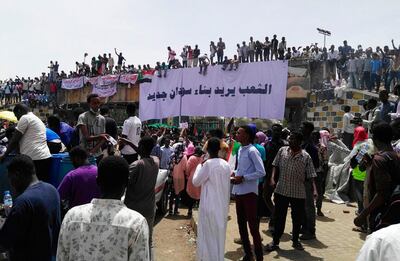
[235,193,263,260]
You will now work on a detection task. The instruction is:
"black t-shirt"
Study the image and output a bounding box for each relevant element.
[105,116,118,139]
[264,139,285,178]
[302,141,320,170]
[118,55,125,65]
[271,39,279,50]
[194,49,200,58]
[0,182,61,261]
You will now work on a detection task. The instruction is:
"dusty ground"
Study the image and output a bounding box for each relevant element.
[153,212,197,261]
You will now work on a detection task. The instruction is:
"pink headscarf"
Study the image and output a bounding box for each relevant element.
[319,130,330,148]
[352,126,368,147]
[256,131,267,145]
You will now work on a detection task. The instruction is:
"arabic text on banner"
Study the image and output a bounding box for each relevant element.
[61,76,85,90]
[92,82,117,97]
[139,61,288,120]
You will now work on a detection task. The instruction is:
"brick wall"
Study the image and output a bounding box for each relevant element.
[306,88,395,133]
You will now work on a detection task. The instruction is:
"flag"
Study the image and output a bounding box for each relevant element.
[138,69,155,83]
[226,118,234,134]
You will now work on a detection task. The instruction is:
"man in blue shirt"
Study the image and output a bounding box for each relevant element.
[0,155,61,260]
[371,53,382,92]
[232,125,266,261]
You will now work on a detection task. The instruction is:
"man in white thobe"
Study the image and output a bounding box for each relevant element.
[193,137,231,261]
[357,224,400,261]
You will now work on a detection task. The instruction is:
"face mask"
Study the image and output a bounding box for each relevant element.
[90,108,99,115]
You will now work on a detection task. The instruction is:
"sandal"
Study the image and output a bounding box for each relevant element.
[264,242,279,252]
[292,241,304,251]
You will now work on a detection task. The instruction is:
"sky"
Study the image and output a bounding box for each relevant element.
[1,0,399,80]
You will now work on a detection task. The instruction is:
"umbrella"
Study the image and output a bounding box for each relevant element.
[0,111,18,123]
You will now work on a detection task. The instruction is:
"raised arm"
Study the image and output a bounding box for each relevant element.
[392,39,398,50]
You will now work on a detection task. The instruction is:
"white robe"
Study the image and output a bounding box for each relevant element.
[357,224,400,261]
[192,158,231,261]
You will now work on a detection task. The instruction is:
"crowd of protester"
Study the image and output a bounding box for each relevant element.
[0,76,54,107]
[2,36,399,110]
[0,87,397,260]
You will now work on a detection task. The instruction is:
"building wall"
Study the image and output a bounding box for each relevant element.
[306,88,394,133]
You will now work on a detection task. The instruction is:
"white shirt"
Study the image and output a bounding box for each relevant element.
[328,50,339,60]
[57,199,149,261]
[357,224,400,261]
[192,158,231,261]
[278,41,286,50]
[160,146,173,169]
[292,51,301,58]
[121,116,142,155]
[248,41,255,51]
[16,112,51,160]
[312,52,322,61]
[108,57,114,67]
[342,112,355,134]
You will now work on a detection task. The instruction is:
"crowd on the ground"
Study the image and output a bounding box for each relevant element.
[0,86,397,260]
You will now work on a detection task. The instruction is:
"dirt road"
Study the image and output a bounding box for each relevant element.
[153,213,197,261]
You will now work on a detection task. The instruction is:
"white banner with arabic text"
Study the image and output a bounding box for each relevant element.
[61,76,85,89]
[139,61,288,120]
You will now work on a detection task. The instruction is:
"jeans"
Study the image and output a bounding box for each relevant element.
[352,177,364,214]
[302,180,316,236]
[182,60,187,68]
[385,71,399,92]
[263,49,270,61]
[361,71,371,91]
[199,63,208,75]
[328,60,336,75]
[371,73,381,91]
[255,51,263,62]
[235,193,263,260]
[349,72,359,89]
[271,50,278,60]
[217,50,224,64]
[272,193,305,244]
[278,49,285,60]
[248,50,255,62]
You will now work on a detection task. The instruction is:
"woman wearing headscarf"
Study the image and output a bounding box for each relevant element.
[185,145,204,217]
[349,125,369,221]
[169,143,187,215]
[255,131,267,147]
[353,126,369,148]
